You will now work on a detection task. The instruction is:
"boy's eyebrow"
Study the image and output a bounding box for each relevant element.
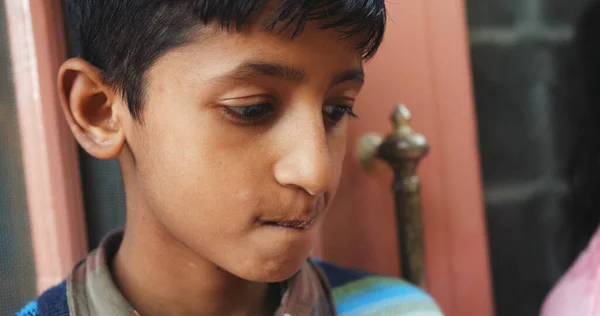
[215,61,365,87]
[329,68,365,87]
[221,62,306,82]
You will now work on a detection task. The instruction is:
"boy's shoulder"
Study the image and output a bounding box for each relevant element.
[313,259,443,316]
[14,281,69,316]
[16,259,443,316]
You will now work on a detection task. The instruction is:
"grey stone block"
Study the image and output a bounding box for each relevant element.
[466,0,519,27]
[486,193,568,316]
[471,42,560,187]
[543,0,591,26]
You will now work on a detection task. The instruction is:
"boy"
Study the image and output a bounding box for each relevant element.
[17,1,442,315]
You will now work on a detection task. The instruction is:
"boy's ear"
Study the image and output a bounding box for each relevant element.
[58,58,126,160]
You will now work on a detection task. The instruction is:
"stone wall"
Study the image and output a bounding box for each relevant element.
[466,0,591,314]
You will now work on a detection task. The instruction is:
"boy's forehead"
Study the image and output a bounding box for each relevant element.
[147,23,364,97]
[173,21,363,68]
[209,60,365,87]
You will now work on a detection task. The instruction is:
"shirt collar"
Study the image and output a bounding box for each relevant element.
[67,230,336,316]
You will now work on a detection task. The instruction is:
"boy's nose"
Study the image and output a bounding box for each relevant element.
[273,117,334,197]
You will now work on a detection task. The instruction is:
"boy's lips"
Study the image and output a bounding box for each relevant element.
[259,209,321,230]
[258,195,326,230]
[262,215,317,230]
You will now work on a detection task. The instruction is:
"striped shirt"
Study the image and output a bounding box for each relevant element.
[17,231,443,315]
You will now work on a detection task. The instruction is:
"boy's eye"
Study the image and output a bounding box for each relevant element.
[222,103,357,126]
[223,103,275,124]
[323,104,358,126]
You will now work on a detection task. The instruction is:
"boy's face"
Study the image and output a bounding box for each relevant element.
[69,23,364,282]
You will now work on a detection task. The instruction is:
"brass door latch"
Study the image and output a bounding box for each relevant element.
[357,104,429,288]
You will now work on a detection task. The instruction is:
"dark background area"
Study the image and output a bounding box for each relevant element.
[466,0,592,315]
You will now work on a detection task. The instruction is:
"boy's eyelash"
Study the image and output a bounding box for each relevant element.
[335,106,358,118]
[222,103,275,124]
[322,105,358,126]
[222,103,358,125]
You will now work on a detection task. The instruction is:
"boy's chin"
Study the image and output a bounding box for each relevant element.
[253,268,304,284]
[228,255,310,284]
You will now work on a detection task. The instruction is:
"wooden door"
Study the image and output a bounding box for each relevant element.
[316,1,495,315]
[5,0,88,293]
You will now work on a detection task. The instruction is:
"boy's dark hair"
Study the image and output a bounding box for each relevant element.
[66,0,387,118]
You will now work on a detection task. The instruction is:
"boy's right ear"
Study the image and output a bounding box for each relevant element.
[58,58,126,160]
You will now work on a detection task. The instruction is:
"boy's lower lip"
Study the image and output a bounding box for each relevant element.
[261,216,317,230]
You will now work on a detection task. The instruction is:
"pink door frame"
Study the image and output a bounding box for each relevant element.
[4,0,88,293]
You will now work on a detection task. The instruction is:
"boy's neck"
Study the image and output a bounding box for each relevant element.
[112,205,279,316]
